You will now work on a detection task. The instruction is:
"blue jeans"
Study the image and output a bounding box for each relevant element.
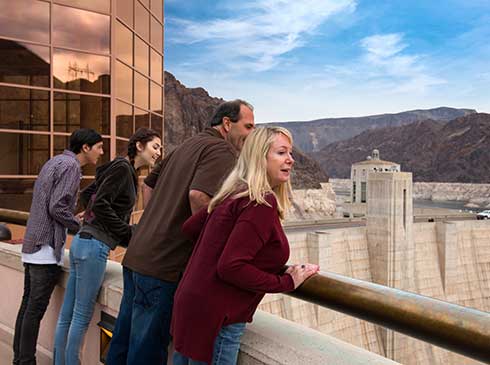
[53,234,110,365]
[106,268,178,365]
[173,322,246,365]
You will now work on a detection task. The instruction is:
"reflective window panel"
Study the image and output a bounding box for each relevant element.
[150,81,162,113]
[53,4,110,54]
[116,100,133,138]
[135,1,149,42]
[53,0,110,14]
[54,92,110,134]
[53,48,110,94]
[134,36,149,75]
[151,0,163,22]
[134,107,149,130]
[0,86,49,131]
[134,72,148,109]
[150,48,162,84]
[116,21,133,66]
[116,138,129,157]
[116,0,133,28]
[0,178,36,211]
[150,113,163,138]
[0,39,50,87]
[0,132,49,175]
[150,16,162,51]
[115,61,133,103]
[0,0,49,44]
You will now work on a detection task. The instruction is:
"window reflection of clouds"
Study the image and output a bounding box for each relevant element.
[116,61,133,103]
[135,1,149,42]
[0,0,49,43]
[54,0,110,14]
[116,0,133,27]
[135,36,149,75]
[116,21,133,66]
[151,0,163,22]
[150,48,162,84]
[150,16,162,51]
[53,48,110,94]
[53,4,110,54]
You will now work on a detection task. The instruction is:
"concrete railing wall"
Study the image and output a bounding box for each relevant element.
[0,242,400,365]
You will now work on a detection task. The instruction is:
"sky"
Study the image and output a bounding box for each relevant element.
[164,0,490,123]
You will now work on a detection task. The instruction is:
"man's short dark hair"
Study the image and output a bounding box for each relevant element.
[210,99,254,127]
[69,128,103,154]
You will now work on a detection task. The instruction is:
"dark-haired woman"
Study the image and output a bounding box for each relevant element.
[53,128,162,365]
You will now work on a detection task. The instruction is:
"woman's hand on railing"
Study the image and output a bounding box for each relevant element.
[286,263,320,289]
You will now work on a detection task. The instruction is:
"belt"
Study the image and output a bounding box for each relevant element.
[79,232,93,239]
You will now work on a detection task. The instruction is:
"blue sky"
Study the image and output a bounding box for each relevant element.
[165,0,490,123]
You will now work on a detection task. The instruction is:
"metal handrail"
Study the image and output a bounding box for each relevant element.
[0,208,29,226]
[1,208,489,362]
[289,271,490,363]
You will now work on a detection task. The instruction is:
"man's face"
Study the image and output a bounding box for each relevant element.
[227,105,255,152]
[84,141,104,166]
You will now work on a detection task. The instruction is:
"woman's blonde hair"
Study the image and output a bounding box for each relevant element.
[208,126,293,219]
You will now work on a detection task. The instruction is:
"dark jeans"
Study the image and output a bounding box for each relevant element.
[13,263,61,365]
[106,267,178,365]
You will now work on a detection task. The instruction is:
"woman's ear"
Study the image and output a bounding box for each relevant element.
[136,141,144,152]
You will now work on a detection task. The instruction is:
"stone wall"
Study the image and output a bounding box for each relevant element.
[288,183,336,221]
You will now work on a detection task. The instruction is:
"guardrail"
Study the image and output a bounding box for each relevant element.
[0,208,29,226]
[289,271,490,363]
[2,208,488,362]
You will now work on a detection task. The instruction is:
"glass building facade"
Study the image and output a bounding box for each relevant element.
[0,0,164,211]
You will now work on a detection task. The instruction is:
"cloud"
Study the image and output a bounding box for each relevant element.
[358,33,445,92]
[360,33,407,59]
[168,0,357,71]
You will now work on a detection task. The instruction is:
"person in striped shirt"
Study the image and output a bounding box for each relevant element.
[13,128,103,365]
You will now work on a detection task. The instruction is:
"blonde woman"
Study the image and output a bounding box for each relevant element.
[171,127,319,365]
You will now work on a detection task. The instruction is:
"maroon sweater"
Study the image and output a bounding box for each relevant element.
[171,194,295,363]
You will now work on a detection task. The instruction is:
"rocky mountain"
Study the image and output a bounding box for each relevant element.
[164,71,328,188]
[265,107,476,153]
[312,113,490,182]
[164,71,224,152]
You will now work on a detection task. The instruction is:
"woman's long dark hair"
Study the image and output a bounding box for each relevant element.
[127,128,161,168]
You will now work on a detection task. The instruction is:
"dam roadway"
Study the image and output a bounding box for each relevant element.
[283,214,477,233]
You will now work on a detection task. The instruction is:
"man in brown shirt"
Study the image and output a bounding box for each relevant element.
[106,100,255,365]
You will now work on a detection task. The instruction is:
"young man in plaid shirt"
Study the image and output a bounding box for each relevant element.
[13,128,104,365]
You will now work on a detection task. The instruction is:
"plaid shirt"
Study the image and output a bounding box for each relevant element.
[22,150,82,262]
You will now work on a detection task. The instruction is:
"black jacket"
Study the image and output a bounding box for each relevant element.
[79,157,137,250]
